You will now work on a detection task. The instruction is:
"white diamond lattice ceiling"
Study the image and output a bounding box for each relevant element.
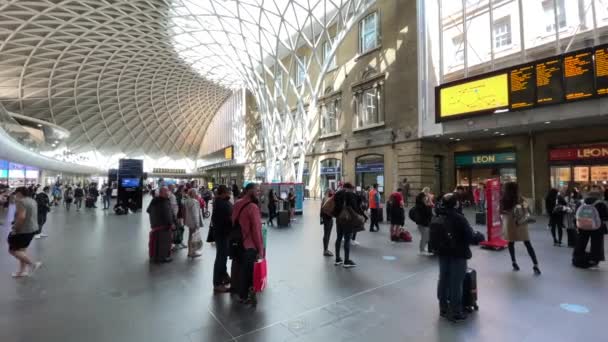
[0,0,231,159]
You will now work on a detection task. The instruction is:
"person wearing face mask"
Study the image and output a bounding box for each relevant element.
[232,183,264,305]
[8,187,42,278]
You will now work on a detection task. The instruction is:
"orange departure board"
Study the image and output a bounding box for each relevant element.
[595,46,608,96]
[536,58,564,105]
[510,65,535,109]
[564,50,595,101]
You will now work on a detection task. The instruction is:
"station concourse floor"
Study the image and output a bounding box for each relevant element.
[0,198,606,342]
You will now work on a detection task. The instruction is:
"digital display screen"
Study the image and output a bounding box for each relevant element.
[509,65,536,109]
[536,58,564,105]
[438,73,509,119]
[25,170,39,179]
[9,169,24,179]
[0,170,7,178]
[595,46,608,96]
[121,178,140,188]
[224,146,234,160]
[564,50,595,101]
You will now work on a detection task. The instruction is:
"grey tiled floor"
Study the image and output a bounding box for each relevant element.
[0,198,605,342]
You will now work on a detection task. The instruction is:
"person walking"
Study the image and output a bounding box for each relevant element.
[288,188,296,221]
[232,183,264,305]
[573,186,606,267]
[546,188,568,246]
[183,188,204,259]
[8,187,42,278]
[34,186,51,239]
[63,186,74,211]
[368,183,381,232]
[88,183,99,208]
[333,183,366,268]
[267,189,278,226]
[320,189,334,257]
[413,191,434,255]
[212,185,233,293]
[74,184,84,211]
[501,182,541,275]
[146,186,176,263]
[430,193,474,322]
[389,189,405,241]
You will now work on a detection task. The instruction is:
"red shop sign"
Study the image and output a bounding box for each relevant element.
[550,145,608,161]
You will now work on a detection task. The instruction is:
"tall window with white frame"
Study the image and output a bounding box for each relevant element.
[320,98,340,136]
[493,16,512,49]
[359,12,379,54]
[323,39,337,70]
[295,56,307,88]
[543,0,566,33]
[354,85,383,129]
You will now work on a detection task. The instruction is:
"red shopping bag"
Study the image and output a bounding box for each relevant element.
[253,259,268,293]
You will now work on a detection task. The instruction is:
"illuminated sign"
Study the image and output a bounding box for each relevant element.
[438,73,509,120]
[563,50,594,101]
[455,152,516,167]
[536,57,564,105]
[510,65,536,109]
[152,168,185,174]
[224,146,234,160]
[595,46,608,96]
[550,145,608,161]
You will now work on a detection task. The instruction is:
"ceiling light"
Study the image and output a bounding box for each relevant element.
[483,129,489,132]
[455,138,461,142]
[494,132,501,135]
[37,124,42,127]
[500,133,505,136]
[544,121,551,124]
[449,137,454,140]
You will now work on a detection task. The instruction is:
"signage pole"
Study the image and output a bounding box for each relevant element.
[480,178,508,250]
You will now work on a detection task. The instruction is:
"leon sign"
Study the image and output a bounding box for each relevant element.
[549,145,608,161]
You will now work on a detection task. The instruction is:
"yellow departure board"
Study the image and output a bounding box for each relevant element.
[438,73,509,120]
[224,146,233,160]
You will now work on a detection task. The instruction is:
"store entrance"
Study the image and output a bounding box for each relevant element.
[550,165,608,190]
[355,154,384,197]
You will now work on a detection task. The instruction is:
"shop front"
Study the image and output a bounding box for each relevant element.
[455,151,517,194]
[549,144,608,190]
[355,154,385,194]
[319,158,341,196]
[2,160,40,187]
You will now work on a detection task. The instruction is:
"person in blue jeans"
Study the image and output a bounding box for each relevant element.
[431,193,474,322]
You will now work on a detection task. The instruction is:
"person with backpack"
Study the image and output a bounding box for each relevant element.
[573,187,606,268]
[74,184,84,211]
[429,193,473,322]
[34,186,51,239]
[231,183,264,305]
[320,188,334,257]
[545,188,568,246]
[388,189,405,241]
[211,185,233,293]
[500,182,541,275]
[412,191,434,255]
[333,183,366,268]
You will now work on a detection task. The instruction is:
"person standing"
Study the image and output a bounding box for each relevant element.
[267,189,278,226]
[8,187,42,278]
[320,189,334,257]
[400,178,411,207]
[63,186,74,211]
[501,182,541,275]
[74,184,84,211]
[211,185,233,293]
[368,184,381,232]
[232,183,240,199]
[232,183,264,305]
[146,187,176,263]
[430,193,474,322]
[413,191,434,255]
[333,183,366,268]
[546,188,567,246]
[34,186,51,239]
[183,188,204,259]
[288,188,296,221]
[389,189,405,240]
[88,183,99,208]
[573,186,606,267]
[102,183,112,210]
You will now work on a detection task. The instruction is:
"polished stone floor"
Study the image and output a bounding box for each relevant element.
[0,197,606,342]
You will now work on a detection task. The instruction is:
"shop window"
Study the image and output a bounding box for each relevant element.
[359,12,379,54]
[590,166,608,185]
[550,166,571,189]
[320,158,342,196]
[574,166,589,183]
[322,39,337,69]
[320,97,341,136]
[493,16,512,49]
[355,154,385,194]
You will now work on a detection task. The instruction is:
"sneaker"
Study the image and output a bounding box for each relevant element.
[343,260,357,268]
[188,252,203,259]
[214,285,230,293]
[448,313,468,323]
[533,265,541,275]
[334,257,343,265]
[29,262,42,276]
[351,240,360,246]
[323,250,334,257]
[512,263,520,271]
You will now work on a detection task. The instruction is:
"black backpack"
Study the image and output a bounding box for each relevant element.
[408,207,419,224]
[74,188,84,197]
[429,214,458,254]
[228,202,254,258]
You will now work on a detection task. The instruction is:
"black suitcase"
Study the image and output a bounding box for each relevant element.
[566,228,577,248]
[229,258,241,294]
[475,212,486,225]
[277,210,290,227]
[463,268,479,312]
[85,197,95,208]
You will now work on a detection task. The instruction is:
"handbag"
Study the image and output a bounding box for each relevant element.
[191,229,203,251]
[321,196,335,217]
[253,259,268,293]
[337,205,365,232]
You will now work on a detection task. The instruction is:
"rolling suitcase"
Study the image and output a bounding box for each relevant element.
[229,258,241,294]
[462,268,479,312]
[475,212,486,225]
[85,196,95,208]
[277,210,290,227]
[149,227,172,263]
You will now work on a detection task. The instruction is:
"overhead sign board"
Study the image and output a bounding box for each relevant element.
[455,152,516,167]
[550,144,608,162]
[438,73,509,120]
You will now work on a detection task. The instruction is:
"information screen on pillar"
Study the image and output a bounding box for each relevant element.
[535,57,564,105]
[437,73,509,121]
[509,65,536,110]
[563,49,595,101]
[595,46,608,96]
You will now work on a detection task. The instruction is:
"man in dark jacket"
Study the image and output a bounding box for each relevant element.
[211,185,233,293]
[333,183,367,268]
[430,193,474,323]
